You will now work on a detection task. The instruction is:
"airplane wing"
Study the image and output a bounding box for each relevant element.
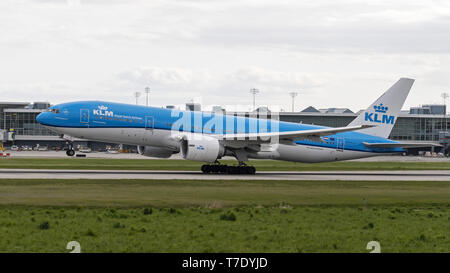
[362,142,442,148]
[216,125,375,142]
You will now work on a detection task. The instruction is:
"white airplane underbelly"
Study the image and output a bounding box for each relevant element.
[44,126,176,147]
[250,143,379,163]
[278,143,380,163]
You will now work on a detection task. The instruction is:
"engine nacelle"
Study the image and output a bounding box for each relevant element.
[180,135,225,162]
[137,145,174,158]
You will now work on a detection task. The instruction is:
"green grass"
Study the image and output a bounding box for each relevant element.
[0,205,448,253]
[0,179,448,252]
[2,158,450,171]
[0,179,449,207]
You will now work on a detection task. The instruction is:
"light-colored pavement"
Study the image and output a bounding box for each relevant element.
[0,169,449,181]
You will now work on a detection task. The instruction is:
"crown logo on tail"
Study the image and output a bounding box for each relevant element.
[373,103,388,113]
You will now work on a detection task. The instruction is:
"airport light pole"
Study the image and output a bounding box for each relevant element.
[145,86,150,107]
[134,91,141,105]
[442,92,449,131]
[289,92,298,112]
[250,88,259,111]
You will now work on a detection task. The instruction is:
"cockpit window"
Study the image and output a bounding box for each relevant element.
[50,108,60,114]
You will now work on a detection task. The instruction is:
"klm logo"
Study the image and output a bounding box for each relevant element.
[196,145,205,151]
[364,103,395,124]
[93,105,113,117]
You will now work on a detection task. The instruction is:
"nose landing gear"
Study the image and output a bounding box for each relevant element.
[60,134,76,157]
[65,142,75,157]
[66,149,75,156]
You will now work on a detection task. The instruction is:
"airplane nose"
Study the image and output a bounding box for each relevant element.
[36,112,50,125]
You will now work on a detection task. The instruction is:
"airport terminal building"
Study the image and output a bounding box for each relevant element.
[1,101,449,153]
[0,102,110,151]
[281,104,449,142]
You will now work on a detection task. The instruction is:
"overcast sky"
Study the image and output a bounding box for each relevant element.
[1,0,450,112]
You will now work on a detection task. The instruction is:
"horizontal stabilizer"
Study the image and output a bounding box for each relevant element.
[363,142,442,148]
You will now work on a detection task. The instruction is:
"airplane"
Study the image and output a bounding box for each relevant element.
[36,78,440,174]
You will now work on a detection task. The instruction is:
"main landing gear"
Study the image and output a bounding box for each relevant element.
[201,163,256,175]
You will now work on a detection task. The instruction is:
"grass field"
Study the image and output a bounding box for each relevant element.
[0,179,449,207]
[0,179,448,252]
[1,205,448,253]
[2,158,450,171]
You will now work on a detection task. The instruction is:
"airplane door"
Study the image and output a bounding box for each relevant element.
[145,116,154,135]
[80,109,89,125]
[336,137,344,152]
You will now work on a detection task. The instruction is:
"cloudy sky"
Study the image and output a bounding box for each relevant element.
[1,0,450,112]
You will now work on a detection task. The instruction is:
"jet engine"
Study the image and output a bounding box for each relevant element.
[180,135,225,162]
[137,145,175,158]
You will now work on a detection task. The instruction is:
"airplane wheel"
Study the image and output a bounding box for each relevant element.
[202,164,255,175]
[211,165,220,174]
[219,165,228,174]
[201,164,212,174]
[226,166,238,174]
[66,149,75,157]
[230,166,256,175]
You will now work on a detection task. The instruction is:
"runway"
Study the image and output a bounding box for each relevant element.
[0,168,449,181]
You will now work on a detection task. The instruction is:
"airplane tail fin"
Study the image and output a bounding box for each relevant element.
[347,78,415,138]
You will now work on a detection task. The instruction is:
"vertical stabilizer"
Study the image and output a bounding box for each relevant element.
[347,78,414,138]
